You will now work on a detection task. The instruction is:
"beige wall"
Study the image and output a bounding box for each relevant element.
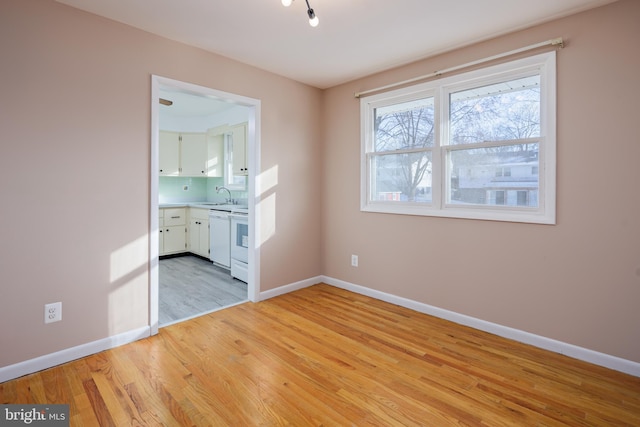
[322,0,640,363]
[0,0,322,367]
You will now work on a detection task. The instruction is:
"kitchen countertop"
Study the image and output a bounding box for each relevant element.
[159,202,248,213]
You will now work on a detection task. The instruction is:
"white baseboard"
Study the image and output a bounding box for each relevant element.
[320,276,640,378]
[4,276,638,384]
[0,326,150,383]
[259,275,323,301]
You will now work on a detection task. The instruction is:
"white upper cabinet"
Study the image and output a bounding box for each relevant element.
[231,122,248,176]
[159,131,180,176]
[206,126,226,178]
[180,132,207,176]
[159,123,247,181]
[159,131,208,177]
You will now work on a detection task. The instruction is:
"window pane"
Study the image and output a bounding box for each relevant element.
[374,97,434,151]
[449,75,540,145]
[448,143,539,207]
[371,152,432,202]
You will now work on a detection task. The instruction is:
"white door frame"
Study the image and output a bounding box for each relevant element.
[150,75,261,335]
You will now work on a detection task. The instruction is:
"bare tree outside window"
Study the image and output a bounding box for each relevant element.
[449,75,541,145]
[372,98,434,202]
[448,76,541,207]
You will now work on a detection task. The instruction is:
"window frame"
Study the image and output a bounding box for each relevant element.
[360,51,556,224]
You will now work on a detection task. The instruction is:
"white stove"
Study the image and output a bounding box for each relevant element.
[229,211,248,283]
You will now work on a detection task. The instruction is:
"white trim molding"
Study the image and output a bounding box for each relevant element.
[259,276,324,301]
[321,276,640,377]
[360,52,556,225]
[0,327,150,383]
[150,75,262,335]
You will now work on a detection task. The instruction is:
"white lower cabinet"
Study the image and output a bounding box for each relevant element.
[159,207,234,263]
[159,208,187,256]
[189,208,210,258]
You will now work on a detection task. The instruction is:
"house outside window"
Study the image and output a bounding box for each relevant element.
[360,52,556,224]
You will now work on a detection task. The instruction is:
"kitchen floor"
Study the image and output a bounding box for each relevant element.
[159,255,248,326]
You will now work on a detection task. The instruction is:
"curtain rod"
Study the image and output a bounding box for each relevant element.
[354,37,564,99]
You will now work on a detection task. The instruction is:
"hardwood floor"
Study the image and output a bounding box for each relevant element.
[159,255,247,326]
[2,284,639,426]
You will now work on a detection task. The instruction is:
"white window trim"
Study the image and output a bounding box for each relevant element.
[360,52,556,224]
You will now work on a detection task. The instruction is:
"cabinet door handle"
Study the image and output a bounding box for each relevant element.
[171,216,180,219]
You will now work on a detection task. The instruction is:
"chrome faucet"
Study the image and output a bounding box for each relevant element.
[216,186,233,204]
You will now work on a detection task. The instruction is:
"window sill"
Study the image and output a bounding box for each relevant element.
[361,203,555,225]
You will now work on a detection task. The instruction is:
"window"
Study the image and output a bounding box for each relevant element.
[361,52,556,224]
[517,191,528,206]
[495,167,511,177]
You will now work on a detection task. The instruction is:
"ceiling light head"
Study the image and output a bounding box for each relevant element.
[283,0,319,27]
[307,7,319,27]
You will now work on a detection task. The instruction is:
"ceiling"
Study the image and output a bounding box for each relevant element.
[57,0,616,89]
[159,87,238,118]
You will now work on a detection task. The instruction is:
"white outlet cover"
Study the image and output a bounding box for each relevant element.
[44,302,62,324]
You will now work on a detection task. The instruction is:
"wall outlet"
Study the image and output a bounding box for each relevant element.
[44,302,62,324]
[351,254,359,267]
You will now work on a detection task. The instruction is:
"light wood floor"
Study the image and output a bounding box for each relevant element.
[2,284,639,426]
[159,255,247,326]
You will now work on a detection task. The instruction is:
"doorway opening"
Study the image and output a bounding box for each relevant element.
[150,76,261,335]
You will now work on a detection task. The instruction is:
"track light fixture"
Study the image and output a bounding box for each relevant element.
[281,0,319,27]
[306,0,319,27]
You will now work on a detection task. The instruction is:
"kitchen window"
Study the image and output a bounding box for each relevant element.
[360,51,556,224]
